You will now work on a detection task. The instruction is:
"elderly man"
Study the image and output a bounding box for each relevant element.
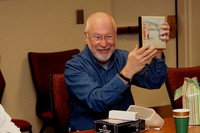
[64,12,170,131]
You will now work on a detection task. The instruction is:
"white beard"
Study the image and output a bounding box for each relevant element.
[88,43,114,63]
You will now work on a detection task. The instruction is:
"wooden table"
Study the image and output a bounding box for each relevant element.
[71,117,200,133]
[142,117,200,133]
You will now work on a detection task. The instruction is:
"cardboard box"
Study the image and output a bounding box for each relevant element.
[95,118,145,133]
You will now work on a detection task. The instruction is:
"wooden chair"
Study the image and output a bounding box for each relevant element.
[50,73,70,133]
[165,66,200,109]
[28,49,79,132]
[0,70,32,133]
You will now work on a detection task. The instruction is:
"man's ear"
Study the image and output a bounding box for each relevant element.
[84,32,89,44]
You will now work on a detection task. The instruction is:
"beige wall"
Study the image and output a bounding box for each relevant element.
[2,0,198,132]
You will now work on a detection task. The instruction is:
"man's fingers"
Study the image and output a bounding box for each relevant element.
[133,44,139,51]
[136,44,150,54]
[160,22,170,41]
[139,48,157,64]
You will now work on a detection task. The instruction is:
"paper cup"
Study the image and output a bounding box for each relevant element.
[173,109,190,133]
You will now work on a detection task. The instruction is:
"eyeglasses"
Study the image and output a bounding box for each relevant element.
[87,33,116,42]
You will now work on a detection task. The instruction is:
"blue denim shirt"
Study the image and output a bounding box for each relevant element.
[64,45,167,131]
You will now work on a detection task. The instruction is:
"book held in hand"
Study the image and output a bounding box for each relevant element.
[138,16,166,49]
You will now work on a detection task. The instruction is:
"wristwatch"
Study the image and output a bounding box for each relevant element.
[118,72,132,85]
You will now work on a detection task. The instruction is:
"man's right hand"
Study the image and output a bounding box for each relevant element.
[120,44,157,79]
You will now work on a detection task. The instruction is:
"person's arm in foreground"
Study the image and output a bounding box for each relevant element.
[0,104,21,133]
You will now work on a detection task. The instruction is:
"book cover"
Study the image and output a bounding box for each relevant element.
[138,16,166,49]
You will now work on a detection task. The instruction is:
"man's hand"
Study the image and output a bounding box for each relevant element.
[160,22,170,42]
[121,44,157,79]
[155,22,170,59]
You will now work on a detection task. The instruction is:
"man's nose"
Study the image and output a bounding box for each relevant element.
[99,38,107,47]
